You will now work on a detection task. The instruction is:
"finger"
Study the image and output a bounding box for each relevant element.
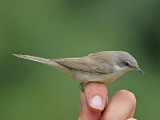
[127,118,137,120]
[78,92,101,120]
[101,90,136,120]
[84,82,108,112]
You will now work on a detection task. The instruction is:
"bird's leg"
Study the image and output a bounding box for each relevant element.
[79,82,87,92]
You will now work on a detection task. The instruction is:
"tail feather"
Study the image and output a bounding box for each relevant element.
[13,54,51,65]
[13,54,70,73]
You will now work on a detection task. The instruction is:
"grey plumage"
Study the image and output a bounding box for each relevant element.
[13,51,143,90]
[54,56,113,74]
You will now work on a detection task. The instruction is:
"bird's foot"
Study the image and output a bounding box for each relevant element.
[79,83,87,92]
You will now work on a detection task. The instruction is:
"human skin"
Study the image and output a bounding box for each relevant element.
[78,82,137,120]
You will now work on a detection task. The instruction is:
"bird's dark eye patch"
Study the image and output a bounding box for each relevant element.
[124,61,129,66]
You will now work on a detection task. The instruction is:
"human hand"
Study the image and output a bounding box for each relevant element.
[78,82,137,120]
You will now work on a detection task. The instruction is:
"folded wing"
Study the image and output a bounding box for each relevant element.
[54,57,113,74]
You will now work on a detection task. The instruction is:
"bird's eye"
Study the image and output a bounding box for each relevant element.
[124,61,129,66]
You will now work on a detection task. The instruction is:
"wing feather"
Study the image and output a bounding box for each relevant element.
[54,56,113,74]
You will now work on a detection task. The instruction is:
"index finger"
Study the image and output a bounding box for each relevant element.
[84,82,108,112]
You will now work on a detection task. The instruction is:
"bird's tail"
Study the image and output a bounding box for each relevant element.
[13,54,53,65]
[13,54,69,73]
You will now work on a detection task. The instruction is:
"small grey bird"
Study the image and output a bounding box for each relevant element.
[13,51,143,91]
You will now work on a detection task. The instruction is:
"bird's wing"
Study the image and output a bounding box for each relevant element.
[53,57,113,74]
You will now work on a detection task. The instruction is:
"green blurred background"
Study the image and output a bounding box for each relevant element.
[0,0,160,119]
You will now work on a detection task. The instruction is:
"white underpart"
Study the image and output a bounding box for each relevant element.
[70,64,129,83]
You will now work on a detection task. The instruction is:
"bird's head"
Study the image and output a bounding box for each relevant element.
[113,51,143,74]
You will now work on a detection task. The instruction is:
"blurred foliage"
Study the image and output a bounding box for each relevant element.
[0,0,160,120]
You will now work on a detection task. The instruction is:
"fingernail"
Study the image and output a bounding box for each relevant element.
[91,95,103,110]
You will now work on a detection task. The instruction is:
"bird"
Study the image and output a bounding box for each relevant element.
[13,51,143,91]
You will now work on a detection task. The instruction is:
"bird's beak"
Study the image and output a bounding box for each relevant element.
[136,67,144,74]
